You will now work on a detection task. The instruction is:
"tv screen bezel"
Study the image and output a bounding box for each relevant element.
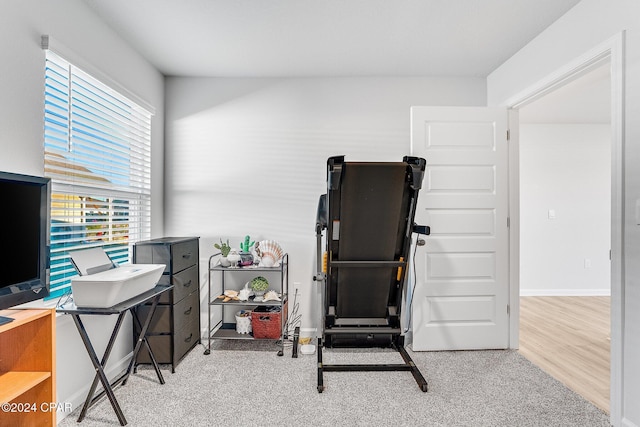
[0,171,50,311]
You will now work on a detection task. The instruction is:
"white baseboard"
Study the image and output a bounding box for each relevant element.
[622,416,639,427]
[520,288,610,296]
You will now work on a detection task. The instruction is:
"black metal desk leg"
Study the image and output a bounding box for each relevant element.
[125,295,164,385]
[73,313,128,426]
[130,308,164,379]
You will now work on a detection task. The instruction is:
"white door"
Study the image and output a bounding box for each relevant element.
[410,106,510,350]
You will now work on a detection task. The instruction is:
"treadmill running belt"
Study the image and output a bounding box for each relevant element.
[336,162,407,318]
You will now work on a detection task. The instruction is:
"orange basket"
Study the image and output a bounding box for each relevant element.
[252,301,287,339]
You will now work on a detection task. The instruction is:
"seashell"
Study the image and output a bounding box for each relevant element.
[262,290,281,302]
[238,288,251,301]
[256,240,284,262]
[258,253,276,267]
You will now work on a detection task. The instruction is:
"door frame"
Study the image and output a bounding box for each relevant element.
[502,32,625,424]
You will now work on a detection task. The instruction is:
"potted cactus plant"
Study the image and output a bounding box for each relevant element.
[250,276,269,301]
[239,235,255,253]
[238,235,255,266]
[214,239,232,267]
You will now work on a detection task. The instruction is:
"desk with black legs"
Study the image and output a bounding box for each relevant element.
[57,284,173,426]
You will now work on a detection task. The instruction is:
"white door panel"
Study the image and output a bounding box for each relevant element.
[426,240,498,253]
[425,296,497,322]
[427,252,497,279]
[428,166,496,192]
[411,106,510,351]
[425,210,496,236]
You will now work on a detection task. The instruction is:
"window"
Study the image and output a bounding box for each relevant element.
[43,50,152,299]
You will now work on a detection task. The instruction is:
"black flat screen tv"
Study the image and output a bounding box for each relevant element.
[0,171,51,324]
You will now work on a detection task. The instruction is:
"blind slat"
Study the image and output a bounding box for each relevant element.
[44,50,152,300]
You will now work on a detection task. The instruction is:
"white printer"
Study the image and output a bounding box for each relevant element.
[69,248,164,308]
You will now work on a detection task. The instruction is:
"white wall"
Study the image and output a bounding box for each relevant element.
[520,124,610,295]
[0,0,164,422]
[163,76,486,337]
[488,0,640,425]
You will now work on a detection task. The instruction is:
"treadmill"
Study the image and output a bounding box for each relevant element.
[314,155,430,393]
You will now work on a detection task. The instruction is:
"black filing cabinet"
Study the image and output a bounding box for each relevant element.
[133,237,200,372]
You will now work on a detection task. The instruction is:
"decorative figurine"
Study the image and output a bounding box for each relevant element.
[226,249,241,267]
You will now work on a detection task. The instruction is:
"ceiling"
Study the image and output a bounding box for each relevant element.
[83,0,608,124]
[83,0,581,78]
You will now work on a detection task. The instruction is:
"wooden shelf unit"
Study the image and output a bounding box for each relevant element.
[0,308,56,427]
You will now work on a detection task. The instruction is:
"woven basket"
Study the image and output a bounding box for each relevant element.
[252,301,287,339]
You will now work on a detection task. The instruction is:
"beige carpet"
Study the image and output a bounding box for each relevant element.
[58,341,610,427]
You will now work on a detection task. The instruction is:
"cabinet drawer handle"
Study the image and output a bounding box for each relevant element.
[182,253,191,259]
[184,279,192,288]
[184,306,192,315]
[184,333,193,343]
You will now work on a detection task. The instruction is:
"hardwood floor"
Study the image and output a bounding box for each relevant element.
[519,296,610,413]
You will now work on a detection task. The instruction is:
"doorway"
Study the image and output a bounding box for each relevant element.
[505,33,624,423]
[518,61,612,412]
[503,34,629,426]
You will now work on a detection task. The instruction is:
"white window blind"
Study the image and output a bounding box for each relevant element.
[43,50,152,299]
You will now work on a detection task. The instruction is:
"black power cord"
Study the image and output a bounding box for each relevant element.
[404,233,423,334]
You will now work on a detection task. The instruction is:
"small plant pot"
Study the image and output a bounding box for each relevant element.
[253,290,266,302]
[219,256,231,267]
